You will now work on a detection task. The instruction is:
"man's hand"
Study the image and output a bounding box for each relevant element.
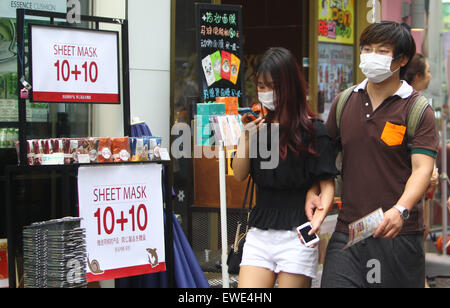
[447,196,450,212]
[373,208,404,239]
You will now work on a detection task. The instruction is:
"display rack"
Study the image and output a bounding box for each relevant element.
[4,9,174,288]
[15,8,132,167]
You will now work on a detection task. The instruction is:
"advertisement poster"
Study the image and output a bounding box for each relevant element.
[0,0,66,19]
[318,43,354,121]
[444,1,450,32]
[0,239,8,288]
[318,0,355,45]
[30,24,120,104]
[78,164,166,282]
[444,33,450,105]
[0,17,19,125]
[195,4,245,105]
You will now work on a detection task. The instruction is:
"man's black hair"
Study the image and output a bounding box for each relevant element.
[360,21,416,78]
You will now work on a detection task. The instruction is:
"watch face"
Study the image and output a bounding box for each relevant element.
[402,210,410,220]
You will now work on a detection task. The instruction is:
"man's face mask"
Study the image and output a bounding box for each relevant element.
[359,53,401,84]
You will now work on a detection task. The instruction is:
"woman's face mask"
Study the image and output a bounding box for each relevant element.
[258,91,275,111]
[359,53,400,84]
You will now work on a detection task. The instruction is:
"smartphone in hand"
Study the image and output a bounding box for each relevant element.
[297,222,320,248]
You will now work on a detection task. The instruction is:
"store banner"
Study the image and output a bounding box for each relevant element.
[30,24,120,104]
[0,0,66,18]
[78,164,166,282]
[318,0,354,45]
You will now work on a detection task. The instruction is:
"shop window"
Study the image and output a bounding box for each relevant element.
[0,0,92,238]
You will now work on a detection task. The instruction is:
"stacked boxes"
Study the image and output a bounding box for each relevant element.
[196,103,226,146]
[216,97,239,115]
[23,217,87,288]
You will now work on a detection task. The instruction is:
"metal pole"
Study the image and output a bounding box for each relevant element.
[441,116,448,257]
[219,141,230,288]
[17,9,27,167]
[163,164,175,287]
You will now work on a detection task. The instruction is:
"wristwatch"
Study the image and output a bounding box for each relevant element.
[394,205,410,221]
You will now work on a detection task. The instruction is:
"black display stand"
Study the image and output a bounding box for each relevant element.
[4,9,174,288]
[16,8,131,166]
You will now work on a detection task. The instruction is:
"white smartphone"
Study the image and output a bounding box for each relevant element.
[297,222,320,247]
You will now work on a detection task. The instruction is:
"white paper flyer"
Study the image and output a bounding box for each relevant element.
[344,208,384,249]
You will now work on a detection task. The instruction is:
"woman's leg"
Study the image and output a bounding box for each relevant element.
[277,272,312,288]
[238,266,276,288]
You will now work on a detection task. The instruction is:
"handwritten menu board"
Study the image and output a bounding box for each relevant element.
[195,4,245,105]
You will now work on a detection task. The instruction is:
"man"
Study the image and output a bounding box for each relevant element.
[307,22,438,288]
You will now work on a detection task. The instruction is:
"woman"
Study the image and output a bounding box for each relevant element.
[232,47,338,288]
[404,53,432,92]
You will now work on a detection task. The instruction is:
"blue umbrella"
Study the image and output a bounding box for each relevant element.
[131,121,152,138]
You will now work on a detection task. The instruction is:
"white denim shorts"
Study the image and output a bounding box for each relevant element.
[240,227,318,278]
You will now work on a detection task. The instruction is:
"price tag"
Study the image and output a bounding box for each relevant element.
[78,164,165,282]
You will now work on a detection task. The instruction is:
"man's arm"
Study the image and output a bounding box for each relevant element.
[305,95,341,221]
[374,153,435,239]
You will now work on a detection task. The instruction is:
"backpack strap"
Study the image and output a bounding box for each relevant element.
[336,85,358,131]
[406,95,430,149]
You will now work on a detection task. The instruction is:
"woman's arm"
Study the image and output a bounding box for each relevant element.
[232,117,264,182]
[309,178,335,235]
[232,129,251,182]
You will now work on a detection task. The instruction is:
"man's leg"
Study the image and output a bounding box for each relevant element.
[364,234,425,288]
[321,232,365,288]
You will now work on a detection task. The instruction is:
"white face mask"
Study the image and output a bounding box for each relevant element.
[359,53,400,84]
[258,91,275,111]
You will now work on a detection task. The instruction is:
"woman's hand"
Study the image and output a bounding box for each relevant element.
[233,116,265,182]
[429,168,439,188]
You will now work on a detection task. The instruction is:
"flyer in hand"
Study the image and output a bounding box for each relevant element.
[344,208,384,249]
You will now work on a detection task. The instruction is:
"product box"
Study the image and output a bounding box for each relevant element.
[0,239,8,288]
[196,115,211,127]
[210,103,226,115]
[198,138,212,146]
[196,125,211,141]
[216,97,239,115]
[197,103,211,116]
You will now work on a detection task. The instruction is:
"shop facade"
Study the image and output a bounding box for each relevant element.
[0,0,447,288]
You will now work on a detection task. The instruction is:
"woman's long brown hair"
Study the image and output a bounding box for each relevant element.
[256,47,317,160]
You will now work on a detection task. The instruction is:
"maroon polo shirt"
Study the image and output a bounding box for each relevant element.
[326,80,439,235]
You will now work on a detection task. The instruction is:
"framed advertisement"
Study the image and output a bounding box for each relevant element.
[317,42,354,121]
[78,164,166,282]
[318,0,355,45]
[195,3,245,106]
[29,24,120,104]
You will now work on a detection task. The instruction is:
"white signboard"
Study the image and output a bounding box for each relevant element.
[30,24,120,104]
[78,164,166,282]
[0,0,67,18]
